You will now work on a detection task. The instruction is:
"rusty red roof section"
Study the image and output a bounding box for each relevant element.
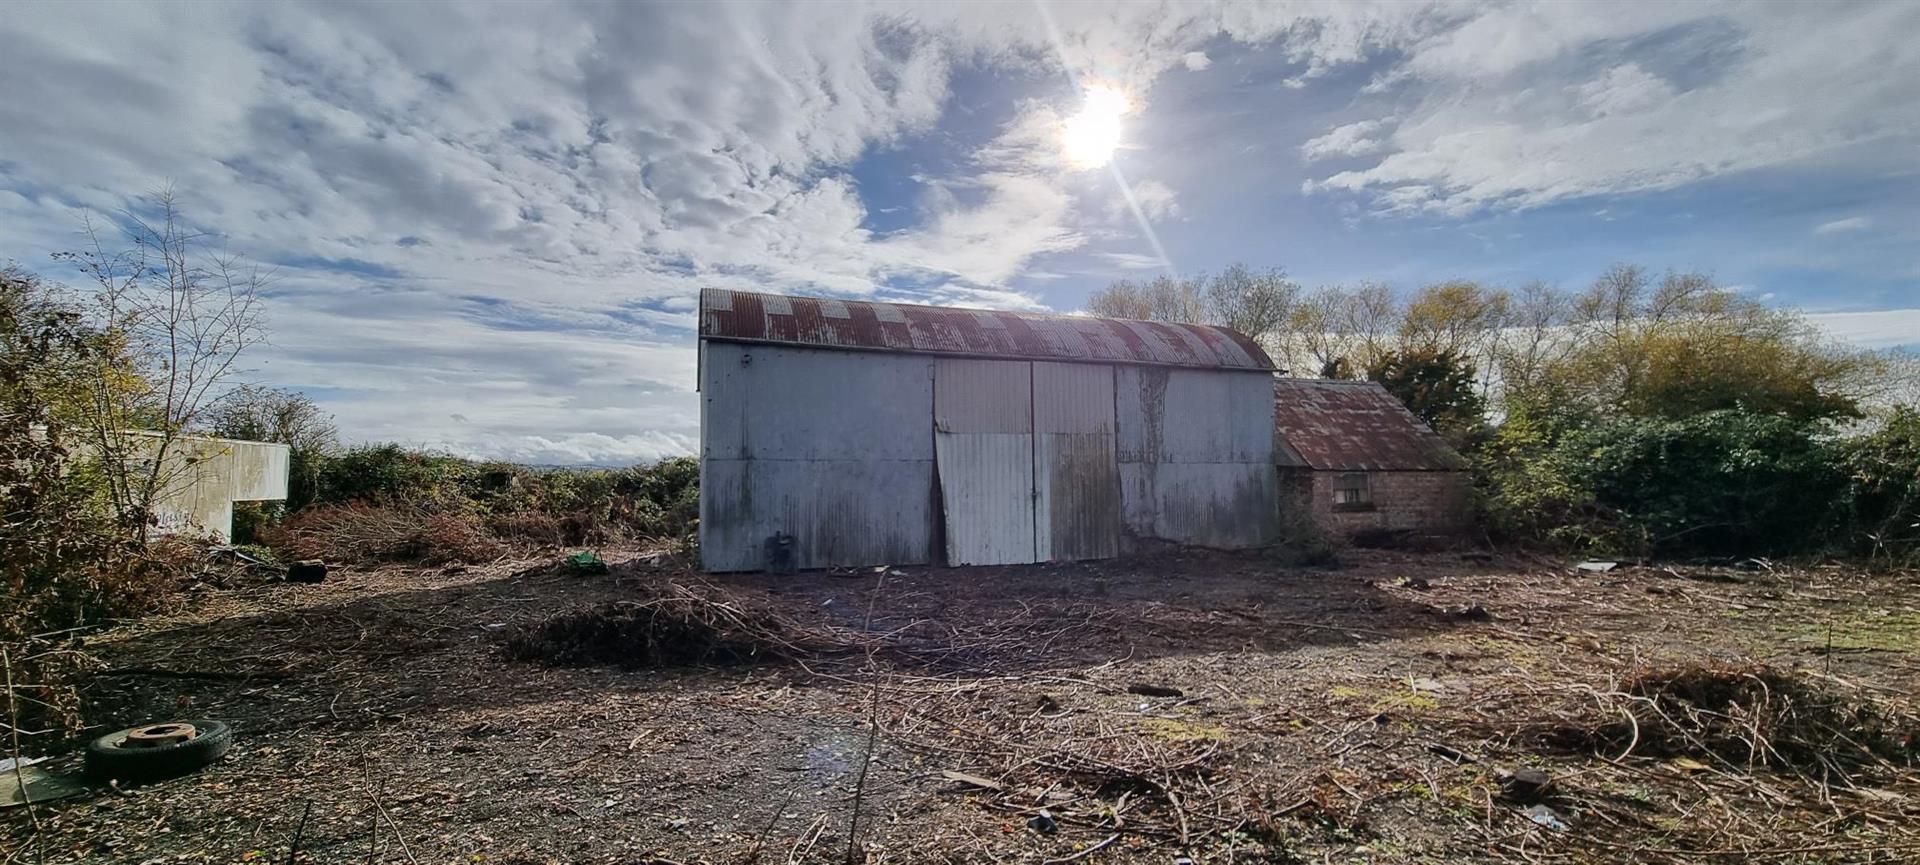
[700,288,1276,371]
[1272,378,1464,471]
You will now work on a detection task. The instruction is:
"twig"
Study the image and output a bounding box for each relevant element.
[286,800,311,865]
[362,773,419,865]
[844,568,889,864]
[748,785,801,862]
[1042,833,1121,864]
[3,647,45,860]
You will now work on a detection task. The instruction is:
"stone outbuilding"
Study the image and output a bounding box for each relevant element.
[1272,378,1472,540]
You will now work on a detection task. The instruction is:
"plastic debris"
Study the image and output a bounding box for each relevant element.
[1524,804,1568,831]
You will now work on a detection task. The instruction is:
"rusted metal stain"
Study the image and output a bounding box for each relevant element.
[1039,433,1121,560]
[1114,368,1278,550]
[701,288,1275,370]
[1271,378,1464,471]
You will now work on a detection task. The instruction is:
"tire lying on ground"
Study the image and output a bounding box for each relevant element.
[85,720,233,782]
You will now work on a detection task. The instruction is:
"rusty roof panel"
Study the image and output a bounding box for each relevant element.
[1272,378,1465,472]
[700,288,1276,371]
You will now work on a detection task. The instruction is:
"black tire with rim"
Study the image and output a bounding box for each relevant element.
[85,720,233,782]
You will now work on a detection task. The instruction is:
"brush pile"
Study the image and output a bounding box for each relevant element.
[1547,663,1918,776]
[265,502,505,565]
[502,581,870,668]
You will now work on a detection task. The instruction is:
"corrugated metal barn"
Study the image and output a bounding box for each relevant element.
[698,289,1280,572]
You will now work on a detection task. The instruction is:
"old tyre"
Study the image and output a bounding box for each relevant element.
[85,720,233,782]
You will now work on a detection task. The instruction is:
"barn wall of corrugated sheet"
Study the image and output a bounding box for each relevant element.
[700,342,938,571]
[933,358,1037,566]
[1115,368,1278,549]
[699,338,1279,571]
[1032,361,1120,561]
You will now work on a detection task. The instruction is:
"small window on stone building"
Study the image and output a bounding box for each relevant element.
[1333,472,1373,511]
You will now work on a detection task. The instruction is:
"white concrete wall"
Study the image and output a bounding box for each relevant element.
[132,433,291,542]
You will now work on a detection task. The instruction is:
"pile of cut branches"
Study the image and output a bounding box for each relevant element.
[264,502,504,565]
[1539,663,1918,777]
[502,581,876,668]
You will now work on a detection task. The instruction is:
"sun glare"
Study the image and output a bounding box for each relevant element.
[1062,84,1128,169]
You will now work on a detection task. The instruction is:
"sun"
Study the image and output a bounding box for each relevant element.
[1061,84,1129,169]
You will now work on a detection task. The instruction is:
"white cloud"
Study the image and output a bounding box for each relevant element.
[5,1,1918,460]
[1301,119,1390,161]
[1127,179,1183,222]
[1808,309,1920,350]
[1303,3,1920,215]
[1815,216,1873,235]
[1097,252,1168,270]
[1575,64,1674,117]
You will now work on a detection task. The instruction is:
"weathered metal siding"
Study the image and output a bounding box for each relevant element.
[1032,362,1119,561]
[700,342,936,571]
[702,458,936,570]
[1115,368,1277,549]
[934,359,1037,566]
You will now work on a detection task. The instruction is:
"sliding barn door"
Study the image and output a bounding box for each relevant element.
[1032,362,1120,560]
[933,359,1037,565]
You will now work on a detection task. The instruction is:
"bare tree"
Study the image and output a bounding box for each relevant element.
[1205,263,1299,351]
[1490,279,1574,398]
[1086,274,1205,324]
[54,189,268,539]
[206,384,336,452]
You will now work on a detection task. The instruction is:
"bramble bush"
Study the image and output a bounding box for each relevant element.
[263,445,701,563]
[1837,408,1920,567]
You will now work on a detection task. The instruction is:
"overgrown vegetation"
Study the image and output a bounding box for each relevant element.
[257,451,699,564]
[1,200,700,741]
[1094,261,1917,562]
[1,265,198,735]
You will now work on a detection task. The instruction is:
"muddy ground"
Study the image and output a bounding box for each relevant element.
[5,547,1918,864]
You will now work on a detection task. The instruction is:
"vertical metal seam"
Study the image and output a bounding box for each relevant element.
[1028,360,1039,563]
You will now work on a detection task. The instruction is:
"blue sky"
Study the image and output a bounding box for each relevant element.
[3,1,1916,464]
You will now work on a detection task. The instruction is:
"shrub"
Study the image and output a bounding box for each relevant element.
[3,265,201,734]
[286,447,700,555]
[1476,402,1856,558]
[1838,407,1920,567]
[1564,411,1843,557]
[311,444,478,510]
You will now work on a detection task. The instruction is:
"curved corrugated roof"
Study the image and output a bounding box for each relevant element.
[1272,378,1464,471]
[699,289,1275,371]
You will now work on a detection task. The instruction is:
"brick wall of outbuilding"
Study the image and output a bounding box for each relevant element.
[1279,468,1473,538]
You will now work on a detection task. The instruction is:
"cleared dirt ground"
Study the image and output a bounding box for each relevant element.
[6,547,1918,864]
